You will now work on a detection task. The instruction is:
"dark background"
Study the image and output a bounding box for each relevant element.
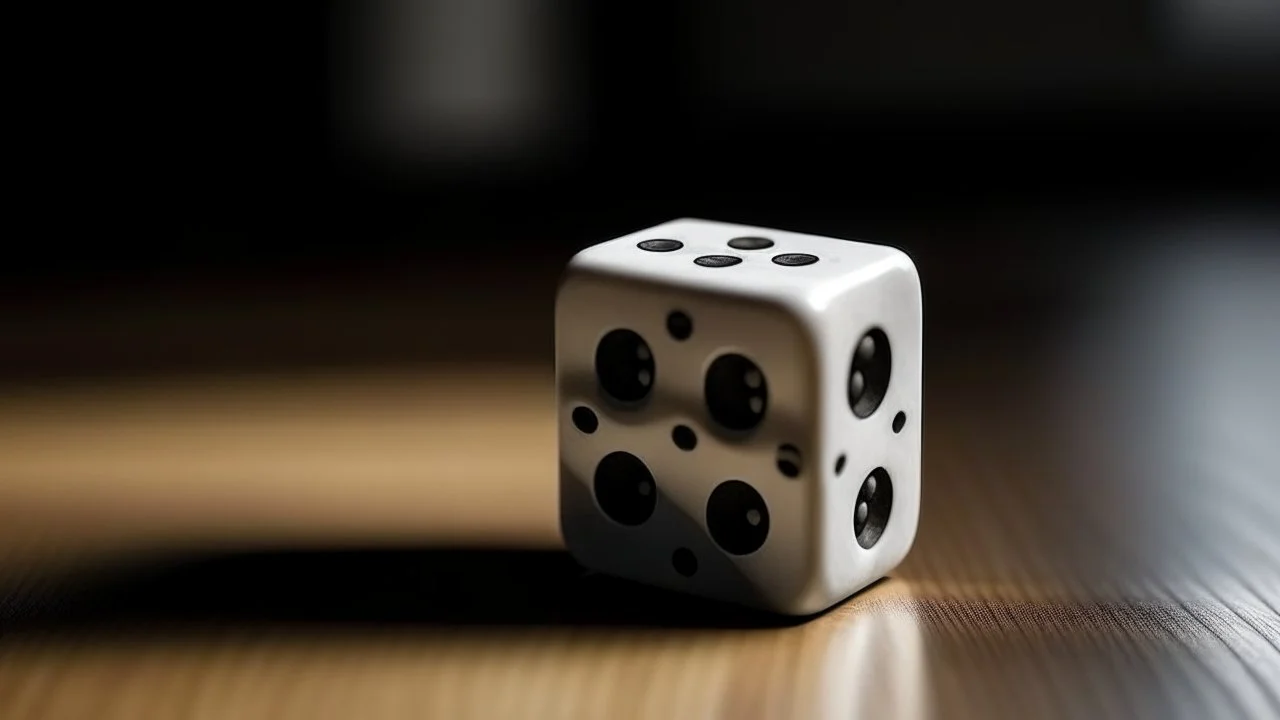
[4,0,1278,382]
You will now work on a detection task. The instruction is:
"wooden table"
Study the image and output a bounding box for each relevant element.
[2,233,1278,719]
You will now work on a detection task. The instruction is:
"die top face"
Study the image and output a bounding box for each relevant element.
[568,218,913,316]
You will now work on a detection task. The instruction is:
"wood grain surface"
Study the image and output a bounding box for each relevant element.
[2,238,1279,719]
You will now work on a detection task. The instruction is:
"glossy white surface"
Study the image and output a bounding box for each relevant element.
[556,218,923,615]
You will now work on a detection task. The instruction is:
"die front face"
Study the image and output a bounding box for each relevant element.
[555,218,921,615]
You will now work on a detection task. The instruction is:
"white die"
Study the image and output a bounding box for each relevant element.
[555,218,922,615]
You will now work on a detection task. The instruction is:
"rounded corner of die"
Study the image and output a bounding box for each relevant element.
[875,248,924,313]
[666,216,706,227]
[554,264,577,296]
[554,262,594,307]
[561,247,595,274]
[780,582,844,618]
[884,245,922,282]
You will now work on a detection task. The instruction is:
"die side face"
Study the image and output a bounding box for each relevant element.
[809,260,923,612]
[556,218,922,615]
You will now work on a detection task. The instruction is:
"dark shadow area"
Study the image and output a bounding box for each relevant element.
[6,0,1279,386]
[1,548,822,637]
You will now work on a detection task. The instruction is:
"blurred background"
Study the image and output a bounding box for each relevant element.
[1,3,1279,717]
[4,0,1277,384]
